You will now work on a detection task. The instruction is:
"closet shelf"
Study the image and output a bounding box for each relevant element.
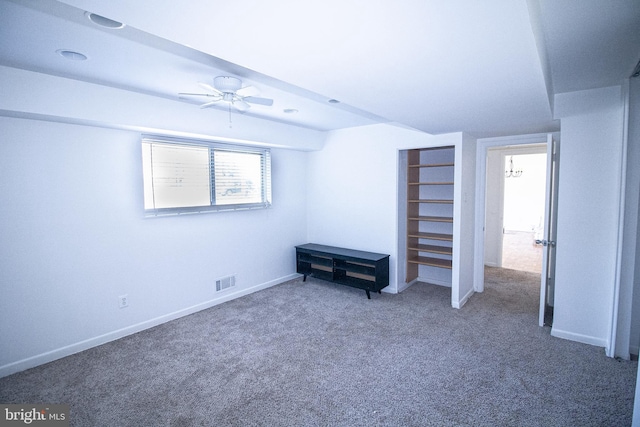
[408,232,453,241]
[408,243,453,255]
[409,162,455,168]
[408,216,453,223]
[408,182,454,186]
[408,199,454,204]
[408,256,453,269]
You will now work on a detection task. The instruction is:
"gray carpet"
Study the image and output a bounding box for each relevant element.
[1,267,637,426]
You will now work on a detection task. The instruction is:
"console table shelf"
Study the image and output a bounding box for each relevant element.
[296,243,389,299]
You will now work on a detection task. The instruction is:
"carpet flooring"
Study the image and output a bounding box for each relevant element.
[0,268,637,426]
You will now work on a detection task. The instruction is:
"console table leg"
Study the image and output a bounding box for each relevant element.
[366,290,371,299]
[303,274,307,282]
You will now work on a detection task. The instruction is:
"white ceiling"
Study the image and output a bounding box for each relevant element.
[1,0,639,137]
[538,0,640,94]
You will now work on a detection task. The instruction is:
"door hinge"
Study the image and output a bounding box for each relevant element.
[535,239,556,247]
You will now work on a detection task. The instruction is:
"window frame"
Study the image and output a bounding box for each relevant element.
[141,135,272,217]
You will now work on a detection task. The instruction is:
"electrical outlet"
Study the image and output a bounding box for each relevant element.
[118,294,129,309]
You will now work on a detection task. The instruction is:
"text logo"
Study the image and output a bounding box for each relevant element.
[0,405,69,427]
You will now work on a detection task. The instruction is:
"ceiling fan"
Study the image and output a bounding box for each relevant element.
[179,76,274,112]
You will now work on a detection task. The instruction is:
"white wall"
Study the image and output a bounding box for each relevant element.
[503,153,547,232]
[306,123,463,294]
[551,85,626,349]
[625,77,640,357]
[451,133,477,308]
[0,72,314,376]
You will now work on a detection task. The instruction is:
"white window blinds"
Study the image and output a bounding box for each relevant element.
[141,136,272,215]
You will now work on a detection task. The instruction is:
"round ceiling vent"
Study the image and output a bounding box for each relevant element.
[86,12,125,29]
[56,49,88,61]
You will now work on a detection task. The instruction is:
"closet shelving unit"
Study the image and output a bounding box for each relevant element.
[406,146,455,284]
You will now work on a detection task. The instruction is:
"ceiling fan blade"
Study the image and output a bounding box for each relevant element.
[199,100,221,109]
[179,92,219,98]
[198,82,223,96]
[236,85,260,97]
[244,96,274,106]
[233,99,251,112]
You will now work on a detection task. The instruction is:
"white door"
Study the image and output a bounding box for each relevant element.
[538,134,559,326]
[483,149,505,268]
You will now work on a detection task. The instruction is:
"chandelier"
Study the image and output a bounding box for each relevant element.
[505,156,523,178]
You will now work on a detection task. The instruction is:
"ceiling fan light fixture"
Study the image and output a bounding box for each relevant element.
[214,76,242,93]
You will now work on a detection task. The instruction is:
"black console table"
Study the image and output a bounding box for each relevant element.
[295,243,390,299]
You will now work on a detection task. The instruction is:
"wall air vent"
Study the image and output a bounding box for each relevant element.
[215,275,236,292]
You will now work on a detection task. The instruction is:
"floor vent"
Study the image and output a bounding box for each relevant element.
[215,275,235,292]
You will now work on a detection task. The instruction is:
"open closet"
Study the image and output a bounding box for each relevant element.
[398,139,476,308]
[406,146,455,284]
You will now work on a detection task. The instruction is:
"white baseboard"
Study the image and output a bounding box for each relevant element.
[399,277,452,292]
[452,287,475,309]
[417,276,452,288]
[397,278,416,293]
[550,327,608,349]
[0,274,298,379]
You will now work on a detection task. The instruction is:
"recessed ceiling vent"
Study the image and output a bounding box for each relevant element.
[56,49,87,61]
[86,12,125,29]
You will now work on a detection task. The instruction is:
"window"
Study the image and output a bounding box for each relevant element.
[141,136,271,215]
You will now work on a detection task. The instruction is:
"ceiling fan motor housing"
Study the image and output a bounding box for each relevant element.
[214,76,242,93]
[179,76,272,111]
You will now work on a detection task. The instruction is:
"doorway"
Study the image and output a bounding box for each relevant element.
[484,145,547,273]
[501,151,547,273]
[474,134,558,327]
